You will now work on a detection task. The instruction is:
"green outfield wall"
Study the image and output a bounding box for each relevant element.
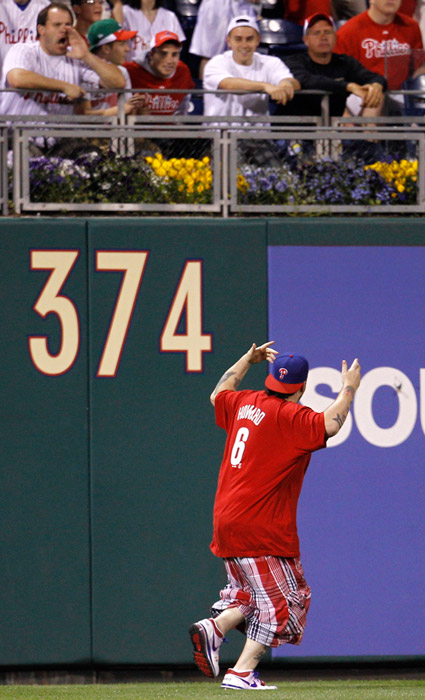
[0,217,424,667]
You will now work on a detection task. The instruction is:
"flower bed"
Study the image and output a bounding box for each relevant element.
[7,148,419,209]
[237,157,418,206]
[12,150,214,205]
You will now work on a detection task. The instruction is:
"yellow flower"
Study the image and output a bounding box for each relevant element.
[237,173,249,192]
[197,184,204,193]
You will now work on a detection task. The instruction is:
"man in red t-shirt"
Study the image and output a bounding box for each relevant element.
[335,0,424,93]
[124,30,194,115]
[190,341,361,691]
[283,0,331,24]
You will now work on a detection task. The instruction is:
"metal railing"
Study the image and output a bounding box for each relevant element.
[2,88,425,216]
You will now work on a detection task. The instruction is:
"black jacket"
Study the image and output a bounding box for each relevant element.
[279,52,387,116]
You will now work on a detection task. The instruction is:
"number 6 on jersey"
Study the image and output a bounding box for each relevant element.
[230,427,250,468]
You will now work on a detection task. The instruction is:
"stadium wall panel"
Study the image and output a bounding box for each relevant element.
[0,217,424,666]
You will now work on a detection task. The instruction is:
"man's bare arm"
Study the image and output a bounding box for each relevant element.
[210,341,278,406]
[324,358,361,437]
[67,27,126,89]
[6,68,85,101]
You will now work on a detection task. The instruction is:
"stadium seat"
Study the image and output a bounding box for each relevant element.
[258,18,306,57]
[161,0,178,10]
[176,0,201,79]
[403,75,425,116]
[260,0,283,18]
[188,78,204,115]
[175,0,200,31]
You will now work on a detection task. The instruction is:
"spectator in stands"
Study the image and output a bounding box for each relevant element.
[283,0,332,25]
[281,13,386,117]
[331,0,367,23]
[189,0,258,78]
[75,17,145,115]
[71,0,104,41]
[203,15,299,120]
[399,1,425,47]
[335,0,424,104]
[0,0,51,70]
[124,29,194,115]
[400,0,417,16]
[110,0,185,60]
[0,3,126,116]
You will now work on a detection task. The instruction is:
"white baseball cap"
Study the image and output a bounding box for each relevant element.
[227,15,260,36]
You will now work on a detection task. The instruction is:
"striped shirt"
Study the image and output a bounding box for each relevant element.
[0,0,50,67]
[1,41,99,116]
[83,64,131,112]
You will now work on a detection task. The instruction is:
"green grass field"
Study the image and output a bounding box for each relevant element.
[0,680,424,700]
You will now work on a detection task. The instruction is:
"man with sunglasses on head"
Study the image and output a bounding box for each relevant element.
[71,0,104,41]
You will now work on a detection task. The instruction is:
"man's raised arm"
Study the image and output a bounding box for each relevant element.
[67,26,126,89]
[324,358,361,437]
[210,341,278,406]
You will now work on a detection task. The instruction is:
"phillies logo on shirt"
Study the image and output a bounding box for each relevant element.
[279,368,288,379]
[361,37,411,58]
[0,23,35,46]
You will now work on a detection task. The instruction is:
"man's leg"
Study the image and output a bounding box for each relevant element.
[221,638,277,691]
[189,606,246,678]
[213,608,267,671]
[232,637,268,671]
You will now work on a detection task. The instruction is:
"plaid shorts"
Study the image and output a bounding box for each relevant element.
[211,556,311,648]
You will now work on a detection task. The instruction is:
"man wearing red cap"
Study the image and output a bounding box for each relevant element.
[190,341,361,690]
[124,30,194,115]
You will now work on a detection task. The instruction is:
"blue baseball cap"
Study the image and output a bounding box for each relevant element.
[265,353,309,394]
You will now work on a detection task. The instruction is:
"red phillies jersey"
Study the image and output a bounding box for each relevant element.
[283,0,331,24]
[123,60,194,115]
[210,390,326,559]
[335,11,423,89]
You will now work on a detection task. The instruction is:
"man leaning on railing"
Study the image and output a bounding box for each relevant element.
[279,13,386,119]
[0,3,126,117]
[202,14,300,122]
[334,0,424,114]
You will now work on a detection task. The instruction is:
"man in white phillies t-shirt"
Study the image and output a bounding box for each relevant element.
[0,0,51,69]
[1,3,126,116]
[203,15,300,120]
